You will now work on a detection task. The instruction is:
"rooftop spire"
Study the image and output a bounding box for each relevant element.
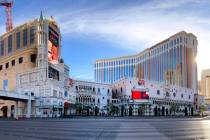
[39,11,43,21]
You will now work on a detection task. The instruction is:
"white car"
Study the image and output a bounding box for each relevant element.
[175,112,185,117]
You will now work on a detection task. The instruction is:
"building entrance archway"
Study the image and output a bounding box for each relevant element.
[185,107,188,116]
[154,106,158,116]
[1,106,8,118]
[129,106,132,116]
[166,108,168,116]
[162,106,165,116]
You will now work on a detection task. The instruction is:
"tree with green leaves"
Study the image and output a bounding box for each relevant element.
[138,105,144,116]
[170,104,178,115]
[108,103,119,116]
[199,105,207,117]
[75,103,83,115]
[95,106,99,116]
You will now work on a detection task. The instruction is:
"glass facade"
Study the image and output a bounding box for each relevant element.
[0,40,4,57]
[95,32,197,90]
[30,26,35,44]
[8,35,13,54]
[23,29,28,47]
[16,32,21,49]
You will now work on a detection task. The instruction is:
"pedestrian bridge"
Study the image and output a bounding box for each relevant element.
[0,90,35,101]
[0,90,35,118]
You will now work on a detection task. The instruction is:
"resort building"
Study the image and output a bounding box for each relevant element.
[200,69,210,104]
[72,79,112,115]
[95,31,198,93]
[112,78,194,116]
[0,13,75,118]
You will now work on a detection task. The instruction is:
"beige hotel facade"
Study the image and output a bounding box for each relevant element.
[0,14,75,118]
[95,31,198,94]
[200,69,210,104]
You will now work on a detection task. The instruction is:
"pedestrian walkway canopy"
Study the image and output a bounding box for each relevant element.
[0,90,35,101]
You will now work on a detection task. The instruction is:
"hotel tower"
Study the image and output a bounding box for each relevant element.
[95,31,198,92]
[0,13,75,118]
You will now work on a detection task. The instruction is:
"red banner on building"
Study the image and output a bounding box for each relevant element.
[131,90,149,100]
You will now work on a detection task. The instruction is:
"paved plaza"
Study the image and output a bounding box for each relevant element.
[0,117,210,140]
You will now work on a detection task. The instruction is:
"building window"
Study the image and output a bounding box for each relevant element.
[0,65,2,71]
[30,54,36,64]
[30,26,35,44]
[157,90,160,95]
[48,66,59,81]
[3,79,8,91]
[173,93,176,97]
[64,91,68,97]
[19,57,23,64]
[0,40,4,57]
[181,94,183,98]
[107,99,110,104]
[5,62,9,69]
[8,35,12,54]
[16,32,21,49]
[11,60,15,66]
[59,92,62,98]
[93,87,95,92]
[166,92,170,97]
[23,29,28,47]
[53,90,57,97]
[189,95,191,99]
[107,89,110,93]
[98,88,100,93]
[98,99,100,103]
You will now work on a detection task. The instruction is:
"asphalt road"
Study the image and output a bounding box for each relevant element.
[0,117,210,140]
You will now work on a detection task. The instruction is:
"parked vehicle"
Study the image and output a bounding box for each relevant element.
[175,112,185,117]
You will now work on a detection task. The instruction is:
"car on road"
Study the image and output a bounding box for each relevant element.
[175,112,185,117]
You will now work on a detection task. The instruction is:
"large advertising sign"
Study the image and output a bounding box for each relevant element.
[131,90,149,100]
[48,26,59,64]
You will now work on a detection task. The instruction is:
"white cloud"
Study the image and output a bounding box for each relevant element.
[142,0,206,9]
[1,1,210,80]
[53,1,210,80]
[72,73,94,81]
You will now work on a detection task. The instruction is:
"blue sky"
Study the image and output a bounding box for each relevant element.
[0,0,210,80]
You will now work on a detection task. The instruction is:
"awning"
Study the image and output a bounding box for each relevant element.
[64,102,70,108]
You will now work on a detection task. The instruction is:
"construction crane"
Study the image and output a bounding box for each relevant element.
[0,0,13,32]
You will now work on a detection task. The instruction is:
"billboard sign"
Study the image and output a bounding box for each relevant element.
[131,90,149,100]
[48,26,59,64]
